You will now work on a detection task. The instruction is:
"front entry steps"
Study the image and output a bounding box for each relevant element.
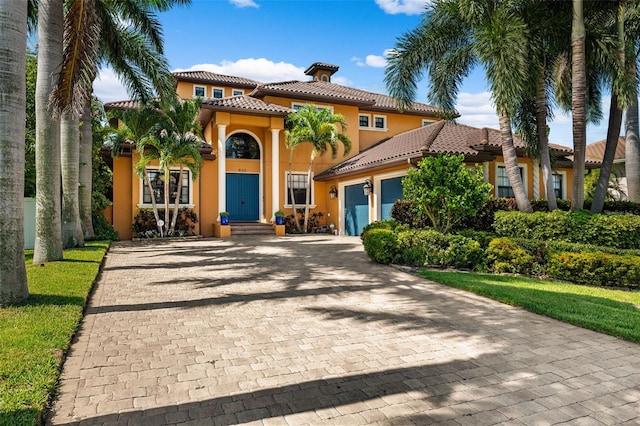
[231,221,276,236]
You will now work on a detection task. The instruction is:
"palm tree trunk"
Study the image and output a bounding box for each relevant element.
[0,0,29,305]
[288,150,302,232]
[170,167,184,233]
[303,157,314,233]
[79,99,94,239]
[498,112,533,213]
[535,75,557,211]
[626,91,640,202]
[61,109,85,248]
[143,169,162,234]
[163,167,170,235]
[591,95,623,212]
[34,0,64,263]
[570,0,587,211]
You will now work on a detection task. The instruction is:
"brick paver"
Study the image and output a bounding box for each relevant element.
[46,236,640,425]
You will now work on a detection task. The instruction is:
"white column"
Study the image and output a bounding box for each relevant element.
[532,159,540,199]
[217,124,227,218]
[271,129,280,220]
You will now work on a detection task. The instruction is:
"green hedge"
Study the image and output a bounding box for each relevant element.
[494,210,640,250]
[548,252,640,287]
[361,228,398,264]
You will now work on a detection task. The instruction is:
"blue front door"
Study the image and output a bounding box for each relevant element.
[226,173,259,221]
[344,183,369,236]
[381,177,404,220]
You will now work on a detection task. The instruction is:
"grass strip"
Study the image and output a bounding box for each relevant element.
[420,270,640,344]
[0,241,109,426]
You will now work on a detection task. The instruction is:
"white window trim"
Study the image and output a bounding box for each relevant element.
[283,171,316,209]
[373,114,387,131]
[193,85,206,98]
[373,170,407,222]
[422,119,436,126]
[211,87,225,99]
[137,168,194,209]
[358,114,371,129]
[232,89,244,96]
[495,162,528,198]
[291,102,334,113]
[552,170,567,200]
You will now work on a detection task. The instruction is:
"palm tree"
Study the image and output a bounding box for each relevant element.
[570,0,588,211]
[286,105,352,232]
[385,0,533,213]
[134,99,203,235]
[0,1,29,305]
[33,0,64,264]
[55,0,186,246]
[626,92,640,202]
[284,126,303,233]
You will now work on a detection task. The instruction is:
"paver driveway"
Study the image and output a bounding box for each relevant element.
[47,235,640,425]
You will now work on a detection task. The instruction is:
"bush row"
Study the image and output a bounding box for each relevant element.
[494,210,640,250]
[392,198,640,233]
[361,224,640,289]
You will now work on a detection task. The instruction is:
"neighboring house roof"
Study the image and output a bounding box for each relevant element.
[104,99,143,110]
[586,137,626,163]
[316,121,576,180]
[171,71,260,89]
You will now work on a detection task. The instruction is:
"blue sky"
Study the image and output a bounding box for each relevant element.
[94,0,611,148]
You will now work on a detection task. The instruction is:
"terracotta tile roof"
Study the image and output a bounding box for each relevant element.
[172,71,260,88]
[316,121,576,180]
[304,62,339,75]
[103,99,142,110]
[252,80,443,117]
[586,137,626,162]
[202,95,294,115]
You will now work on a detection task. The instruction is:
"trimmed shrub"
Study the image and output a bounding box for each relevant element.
[547,252,640,288]
[493,210,640,250]
[92,212,119,241]
[396,228,449,266]
[486,237,534,275]
[455,229,496,249]
[361,219,400,238]
[362,229,398,264]
[391,200,431,228]
[395,228,484,270]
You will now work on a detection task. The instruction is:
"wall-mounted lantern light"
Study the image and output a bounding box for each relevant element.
[363,179,372,197]
[329,185,338,199]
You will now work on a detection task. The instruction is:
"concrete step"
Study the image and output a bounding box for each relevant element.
[230,222,275,235]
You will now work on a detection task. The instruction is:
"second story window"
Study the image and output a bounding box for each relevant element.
[374,115,386,130]
[212,88,224,98]
[359,115,370,128]
[193,86,205,97]
[232,89,244,96]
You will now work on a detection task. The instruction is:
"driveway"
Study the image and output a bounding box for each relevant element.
[47,235,640,425]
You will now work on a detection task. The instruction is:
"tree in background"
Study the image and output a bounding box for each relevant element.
[385,0,533,213]
[402,154,492,234]
[0,1,29,305]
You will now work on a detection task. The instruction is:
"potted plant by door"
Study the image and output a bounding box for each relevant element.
[219,212,230,225]
[274,210,285,225]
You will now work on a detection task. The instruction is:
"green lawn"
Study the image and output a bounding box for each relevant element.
[421,270,640,344]
[0,241,109,426]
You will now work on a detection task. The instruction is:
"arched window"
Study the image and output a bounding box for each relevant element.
[226,133,260,159]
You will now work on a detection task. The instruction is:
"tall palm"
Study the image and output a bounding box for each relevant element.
[0,1,29,305]
[134,99,203,235]
[623,5,640,203]
[56,0,185,245]
[385,0,533,212]
[284,126,303,232]
[286,105,352,232]
[570,0,588,211]
[33,0,64,264]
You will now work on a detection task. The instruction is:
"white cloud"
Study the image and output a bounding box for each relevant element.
[229,0,259,8]
[375,0,430,15]
[93,67,131,103]
[174,58,306,83]
[454,91,499,129]
[365,54,387,68]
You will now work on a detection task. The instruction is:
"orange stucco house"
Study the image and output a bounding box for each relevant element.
[105,62,578,239]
